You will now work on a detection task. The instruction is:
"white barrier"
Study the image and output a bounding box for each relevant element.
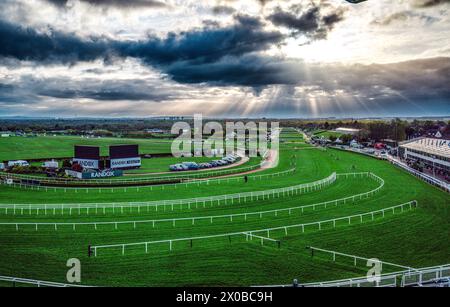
[0,172,338,214]
[0,276,92,287]
[307,246,417,272]
[0,173,384,231]
[90,200,418,257]
[402,265,450,287]
[0,167,296,193]
[256,264,450,287]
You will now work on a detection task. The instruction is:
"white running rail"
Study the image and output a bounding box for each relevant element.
[0,173,384,230]
[307,246,418,272]
[90,200,418,257]
[0,167,296,192]
[0,276,93,287]
[0,172,338,213]
[256,264,450,287]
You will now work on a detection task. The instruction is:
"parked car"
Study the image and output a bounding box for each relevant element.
[182,162,199,170]
[223,157,235,163]
[374,143,386,150]
[42,160,59,169]
[8,160,30,167]
[169,164,184,171]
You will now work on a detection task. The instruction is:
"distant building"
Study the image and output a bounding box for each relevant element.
[335,127,361,135]
[146,128,165,134]
[399,138,450,173]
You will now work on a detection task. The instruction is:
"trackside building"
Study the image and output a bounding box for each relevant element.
[399,138,450,174]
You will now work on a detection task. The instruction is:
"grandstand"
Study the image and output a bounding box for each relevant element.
[399,138,450,178]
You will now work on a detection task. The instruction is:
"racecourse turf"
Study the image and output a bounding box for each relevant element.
[0,130,448,286]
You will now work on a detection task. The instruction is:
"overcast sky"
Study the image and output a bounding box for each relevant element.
[0,0,449,118]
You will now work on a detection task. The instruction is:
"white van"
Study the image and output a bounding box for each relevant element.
[8,160,30,167]
[0,163,5,170]
[43,160,59,169]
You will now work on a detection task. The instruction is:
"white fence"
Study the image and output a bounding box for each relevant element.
[0,173,384,231]
[258,264,450,287]
[307,246,417,272]
[265,265,450,287]
[0,173,385,231]
[0,167,296,193]
[401,265,450,287]
[0,172,338,214]
[0,276,92,287]
[90,200,418,257]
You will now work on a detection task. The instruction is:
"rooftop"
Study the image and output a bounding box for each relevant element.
[335,127,361,134]
[400,138,450,158]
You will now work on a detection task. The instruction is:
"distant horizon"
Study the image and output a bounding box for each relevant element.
[0,115,449,121]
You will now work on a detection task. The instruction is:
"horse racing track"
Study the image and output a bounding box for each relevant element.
[0,131,448,287]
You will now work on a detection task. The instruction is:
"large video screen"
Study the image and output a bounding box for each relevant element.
[74,146,100,160]
[109,145,139,159]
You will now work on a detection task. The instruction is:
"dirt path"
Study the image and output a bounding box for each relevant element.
[190,149,280,180]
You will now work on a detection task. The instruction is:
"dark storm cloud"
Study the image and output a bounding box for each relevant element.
[37,88,172,101]
[0,15,283,64]
[267,4,345,39]
[411,0,450,8]
[163,54,450,105]
[0,15,286,87]
[44,0,168,9]
[164,55,297,86]
[0,19,112,63]
[0,83,14,92]
[269,6,321,33]
[0,12,449,112]
[1,76,179,103]
[118,14,285,65]
[322,57,450,102]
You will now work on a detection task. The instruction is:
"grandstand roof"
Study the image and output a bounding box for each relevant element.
[400,138,450,159]
[335,127,361,134]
